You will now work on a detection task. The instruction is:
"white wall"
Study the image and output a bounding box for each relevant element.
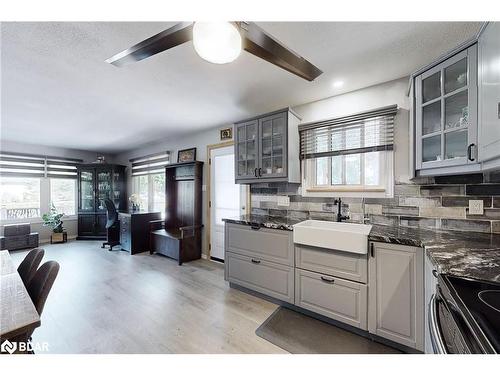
[0,140,116,242]
[293,77,411,183]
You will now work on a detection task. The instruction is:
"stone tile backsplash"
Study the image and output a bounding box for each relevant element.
[249,173,500,234]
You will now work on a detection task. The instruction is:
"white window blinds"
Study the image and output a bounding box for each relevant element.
[299,105,398,160]
[130,151,170,176]
[0,152,82,178]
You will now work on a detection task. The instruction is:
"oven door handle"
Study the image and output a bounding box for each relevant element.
[429,293,447,354]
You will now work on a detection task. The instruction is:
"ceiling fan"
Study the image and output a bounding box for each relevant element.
[105,22,323,81]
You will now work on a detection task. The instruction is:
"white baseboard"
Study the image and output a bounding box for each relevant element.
[201,253,208,260]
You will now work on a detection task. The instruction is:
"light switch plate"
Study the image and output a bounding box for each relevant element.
[277,196,290,207]
[469,200,484,215]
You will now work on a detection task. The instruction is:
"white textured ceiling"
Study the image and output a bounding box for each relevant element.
[1,22,482,153]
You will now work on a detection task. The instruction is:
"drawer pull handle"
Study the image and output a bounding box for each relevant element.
[251,259,261,264]
[320,276,335,284]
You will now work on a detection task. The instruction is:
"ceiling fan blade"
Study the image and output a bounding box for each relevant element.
[105,22,194,67]
[238,22,323,81]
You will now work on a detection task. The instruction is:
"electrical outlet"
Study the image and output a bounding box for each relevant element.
[277,196,290,207]
[469,200,484,215]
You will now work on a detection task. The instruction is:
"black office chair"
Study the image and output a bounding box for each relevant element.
[102,198,120,251]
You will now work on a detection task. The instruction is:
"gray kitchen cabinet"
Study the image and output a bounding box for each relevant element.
[295,268,368,329]
[226,252,294,304]
[478,22,500,168]
[225,222,294,266]
[414,44,479,176]
[295,244,368,283]
[234,108,301,184]
[368,242,424,350]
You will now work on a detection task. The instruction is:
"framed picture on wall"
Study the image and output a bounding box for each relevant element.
[177,147,197,163]
[220,127,233,141]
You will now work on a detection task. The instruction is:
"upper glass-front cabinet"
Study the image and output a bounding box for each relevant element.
[235,119,258,180]
[259,113,287,179]
[415,44,478,174]
[234,109,300,184]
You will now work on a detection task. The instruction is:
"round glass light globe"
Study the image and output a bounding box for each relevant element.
[192,22,242,64]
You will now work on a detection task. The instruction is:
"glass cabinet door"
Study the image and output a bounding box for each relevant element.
[235,120,258,180]
[79,169,95,212]
[416,45,477,170]
[96,169,111,212]
[112,168,123,210]
[258,112,287,178]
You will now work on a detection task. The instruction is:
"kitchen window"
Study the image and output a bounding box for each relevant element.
[300,105,397,198]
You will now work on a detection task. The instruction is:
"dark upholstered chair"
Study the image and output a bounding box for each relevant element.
[11,260,59,352]
[102,198,120,251]
[27,261,60,316]
[17,248,45,287]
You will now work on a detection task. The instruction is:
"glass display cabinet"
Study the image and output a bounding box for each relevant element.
[415,44,479,175]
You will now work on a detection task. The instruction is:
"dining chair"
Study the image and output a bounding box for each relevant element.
[27,260,60,316]
[11,260,59,353]
[17,248,44,287]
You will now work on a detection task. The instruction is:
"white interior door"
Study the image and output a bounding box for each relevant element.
[210,146,247,261]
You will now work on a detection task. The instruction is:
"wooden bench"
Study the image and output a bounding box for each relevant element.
[150,221,203,265]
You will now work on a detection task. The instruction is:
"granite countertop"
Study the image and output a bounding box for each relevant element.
[223,214,500,283]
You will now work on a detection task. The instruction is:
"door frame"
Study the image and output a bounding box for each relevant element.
[206,141,251,260]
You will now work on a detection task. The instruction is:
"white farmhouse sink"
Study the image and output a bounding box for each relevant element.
[293,220,372,254]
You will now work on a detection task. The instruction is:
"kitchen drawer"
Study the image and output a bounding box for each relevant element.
[225,223,293,266]
[295,244,368,283]
[295,268,368,329]
[226,252,294,304]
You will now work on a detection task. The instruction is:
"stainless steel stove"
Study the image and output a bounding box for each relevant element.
[430,274,500,354]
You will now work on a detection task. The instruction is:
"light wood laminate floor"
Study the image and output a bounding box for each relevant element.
[9,241,286,354]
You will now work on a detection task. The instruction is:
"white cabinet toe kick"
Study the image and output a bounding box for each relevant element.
[224,223,424,352]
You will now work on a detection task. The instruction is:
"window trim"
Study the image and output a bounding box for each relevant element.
[301,151,394,198]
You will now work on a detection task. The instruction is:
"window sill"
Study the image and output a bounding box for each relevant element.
[0,215,78,226]
[307,187,386,193]
[302,185,392,199]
